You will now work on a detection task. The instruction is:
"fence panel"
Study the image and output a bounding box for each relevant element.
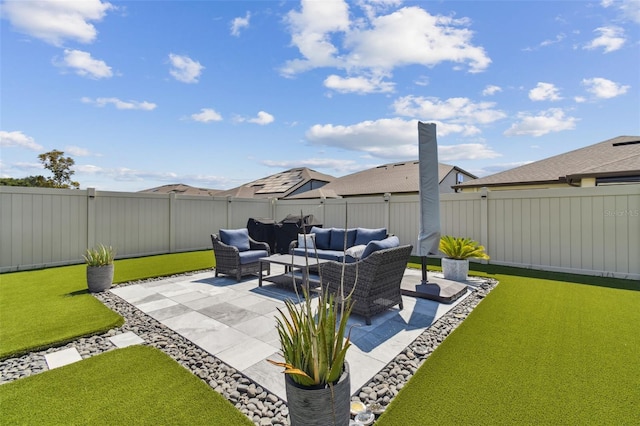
[174,195,218,251]
[0,187,88,270]
[92,191,170,257]
[1,185,638,278]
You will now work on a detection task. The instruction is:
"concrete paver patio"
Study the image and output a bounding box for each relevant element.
[110,266,474,400]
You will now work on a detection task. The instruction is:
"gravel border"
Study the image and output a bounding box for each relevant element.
[0,269,496,425]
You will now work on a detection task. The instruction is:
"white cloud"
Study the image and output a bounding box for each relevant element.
[438,143,502,161]
[584,26,626,53]
[305,117,499,160]
[540,33,566,47]
[168,53,204,83]
[529,82,562,101]
[582,77,630,99]
[414,76,429,87]
[601,0,640,24]
[281,3,490,77]
[60,49,112,79]
[82,97,156,110]
[0,0,113,46]
[482,85,502,96]
[504,108,578,137]
[249,111,275,125]
[349,7,490,73]
[0,130,43,151]
[281,0,350,75]
[393,96,506,124]
[306,118,417,159]
[191,108,223,123]
[358,0,403,21]
[231,12,250,36]
[65,146,96,157]
[323,74,395,94]
[75,164,233,189]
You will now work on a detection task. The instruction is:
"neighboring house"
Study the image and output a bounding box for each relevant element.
[140,183,223,196]
[286,161,477,199]
[216,167,335,199]
[455,135,640,192]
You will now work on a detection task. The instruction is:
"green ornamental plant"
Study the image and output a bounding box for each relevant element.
[439,235,490,260]
[268,287,353,387]
[268,210,355,388]
[83,244,115,267]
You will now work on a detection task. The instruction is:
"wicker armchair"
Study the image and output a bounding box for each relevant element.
[211,229,271,282]
[319,244,413,325]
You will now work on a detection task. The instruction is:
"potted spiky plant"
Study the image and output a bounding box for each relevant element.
[83,244,115,293]
[268,210,354,426]
[439,235,489,281]
[268,287,353,426]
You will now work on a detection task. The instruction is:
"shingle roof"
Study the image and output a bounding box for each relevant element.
[216,167,335,199]
[140,183,223,196]
[455,135,640,189]
[287,161,474,198]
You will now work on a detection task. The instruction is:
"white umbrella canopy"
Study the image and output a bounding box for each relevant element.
[417,122,441,282]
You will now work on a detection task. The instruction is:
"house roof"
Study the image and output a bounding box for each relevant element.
[286,161,476,199]
[140,183,223,196]
[215,167,335,199]
[455,135,640,189]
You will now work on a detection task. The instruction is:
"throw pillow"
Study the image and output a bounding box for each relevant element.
[361,235,400,259]
[355,227,387,246]
[311,226,331,249]
[297,233,316,250]
[345,244,367,259]
[219,228,251,252]
[329,228,346,251]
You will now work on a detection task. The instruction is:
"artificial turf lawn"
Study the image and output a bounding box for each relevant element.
[0,345,253,425]
[0,251,214,359]
[112,250,214,284]
[0,265,123,359]
[376,269,640,425]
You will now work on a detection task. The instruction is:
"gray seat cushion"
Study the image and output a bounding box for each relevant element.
[238,250,268,264]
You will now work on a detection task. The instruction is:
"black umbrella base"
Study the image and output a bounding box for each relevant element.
[400,272,468,304]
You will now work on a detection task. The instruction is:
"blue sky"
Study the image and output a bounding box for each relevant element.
[1,0,638,192]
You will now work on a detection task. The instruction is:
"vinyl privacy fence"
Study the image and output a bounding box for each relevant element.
[1,185,638,279]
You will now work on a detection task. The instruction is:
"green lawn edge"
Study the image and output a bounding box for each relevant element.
[0,345,253,425]
[0,250,214,359]
[376,269,640,424]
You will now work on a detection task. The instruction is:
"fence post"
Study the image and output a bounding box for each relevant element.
[270,197,277,221]
[383,192,391,232]
[480,187,489,253]
[169,193,176,253]
[226,196,233,228]
[87,187,96,250]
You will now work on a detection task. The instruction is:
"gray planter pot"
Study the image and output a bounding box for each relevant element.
[86,264,114,293]
[285,362,350,426]
[442,258,469,281]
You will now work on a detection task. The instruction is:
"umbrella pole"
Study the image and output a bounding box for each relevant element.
[421,256,428,284]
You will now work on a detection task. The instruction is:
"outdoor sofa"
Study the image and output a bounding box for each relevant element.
[290,226,396,263]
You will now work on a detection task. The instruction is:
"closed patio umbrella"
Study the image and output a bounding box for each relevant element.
[417,121,441,283]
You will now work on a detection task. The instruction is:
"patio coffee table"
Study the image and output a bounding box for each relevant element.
[258,254,329,288]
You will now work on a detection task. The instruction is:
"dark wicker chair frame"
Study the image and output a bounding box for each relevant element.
[211,233,271,282]
[318,244,413,325]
